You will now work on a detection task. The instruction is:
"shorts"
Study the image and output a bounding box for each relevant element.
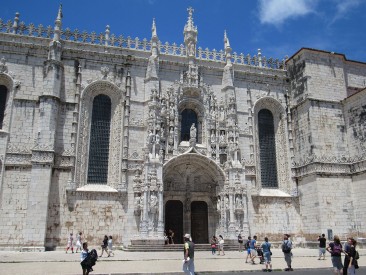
[331,256,343,270]
[319,247,326,255]
[250,249,257,257]
[263,252,271,263]
[247,248,251,254]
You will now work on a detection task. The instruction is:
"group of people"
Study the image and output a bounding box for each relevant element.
[210,235,225,255]
[240,234,276,272]
[65,232,116,275]
[164,229,175,245]
[65,232,83,253]
[99,235,114,257]
[326,235,359,275]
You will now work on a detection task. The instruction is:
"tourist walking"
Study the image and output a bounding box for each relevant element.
[218,235,225,256]
[80,242,98,275]
[245,236,252,263]
[107,235,114,257]
[343,237,351,275]
[250,235,258,264]
[75,232,83,253]
[282,234,293,271]
[345,237,358,275]
[99,235,109,257]
[210,235,218,255]
[317,233,326,260]
[182,233,195,275]
[261,237,272,272]
[80,242,90,275]
[326,235,344,275]
[65,232,74,253]
[238,233,243,252]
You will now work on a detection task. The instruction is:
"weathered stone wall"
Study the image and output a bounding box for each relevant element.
[0,167,30,246]
[298,175,353,239]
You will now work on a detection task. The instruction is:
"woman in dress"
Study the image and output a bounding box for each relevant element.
[99,235,109,257]
[218,235,225,256]
[75,232,83,253]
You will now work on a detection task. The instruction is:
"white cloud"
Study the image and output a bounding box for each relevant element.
[331,0,362,23]
[258,0,317,26]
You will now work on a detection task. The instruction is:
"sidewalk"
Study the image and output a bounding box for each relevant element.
[0,248,364,275]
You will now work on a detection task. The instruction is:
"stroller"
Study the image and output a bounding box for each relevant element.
[81,249,98,272]
[256,247,264,264]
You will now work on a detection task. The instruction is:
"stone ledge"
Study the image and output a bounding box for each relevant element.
[76,184,118,193]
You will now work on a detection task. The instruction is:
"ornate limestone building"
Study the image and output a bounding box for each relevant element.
[0,6,365,250]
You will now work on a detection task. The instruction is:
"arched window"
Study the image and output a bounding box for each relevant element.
[0,85,8,129]
[258,109,278,188]
[181,109,198,142]
[87,94,111,184]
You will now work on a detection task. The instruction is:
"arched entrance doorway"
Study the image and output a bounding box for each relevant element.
[191,201,208,243]
[165,200,183,244]
[163,151,225,243]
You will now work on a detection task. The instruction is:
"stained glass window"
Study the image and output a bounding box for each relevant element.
[258,109,278,188]
[87,94,111,184]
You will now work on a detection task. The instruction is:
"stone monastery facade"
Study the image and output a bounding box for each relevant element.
[0,6,365,250]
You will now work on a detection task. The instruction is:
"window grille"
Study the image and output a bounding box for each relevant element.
[0,85,7,129]
[258,109,278,188]
[180,109,198,142]
[87,94,111,184]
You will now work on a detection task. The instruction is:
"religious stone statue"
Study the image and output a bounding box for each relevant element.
[190,123,197,139]
[210,132,216,143]
[217,197,221,211]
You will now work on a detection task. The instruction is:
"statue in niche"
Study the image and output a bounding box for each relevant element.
[219,106,225,121]
[134,196,141,213]
[155,133,160,144]
[224,196,229,210]
[190,123,197,139]
[147,130,154,145]
[161,102,167,117]
[219,132,225,143]
[169,104,175,121]
[211,132,216,143]
[236,196,243,208]
[188,41,195,56]
[168,127,174,145]
[217,197,221,211]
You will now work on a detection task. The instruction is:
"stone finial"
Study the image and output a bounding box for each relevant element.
[12,12,20,34]
[105,25,110,46]
[53,4,63,42]
[258,49,262,67]
[224,30,231,49]
[151,18,157,39]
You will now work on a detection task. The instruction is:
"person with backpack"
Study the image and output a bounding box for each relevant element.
[345,237,358,275]
[326,235,345,275]
[282,234,293,271]
[182,233,195,275]
[245,236,252,263]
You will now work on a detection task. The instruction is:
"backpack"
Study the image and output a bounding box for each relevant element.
[282,240,292,253]
[332,243,342,256]
[245,240,250,249]
[355,250,360,260]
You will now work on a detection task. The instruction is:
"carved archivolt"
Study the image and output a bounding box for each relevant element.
[253,96,292,193]
[75,80,124,188]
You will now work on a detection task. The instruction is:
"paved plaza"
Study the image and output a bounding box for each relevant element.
[0,248,364,275]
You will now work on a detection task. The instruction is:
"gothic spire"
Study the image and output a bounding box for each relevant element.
[222,31,234,89]
[53,4,63,42]
[145,18,159,82]
[183,7,198,58]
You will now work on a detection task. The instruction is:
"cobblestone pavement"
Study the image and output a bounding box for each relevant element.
[0,248,364,275]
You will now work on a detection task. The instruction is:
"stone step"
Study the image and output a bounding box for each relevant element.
[124,243,241,252]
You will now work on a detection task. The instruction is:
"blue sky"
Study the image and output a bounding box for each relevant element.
[1,0,365,62]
